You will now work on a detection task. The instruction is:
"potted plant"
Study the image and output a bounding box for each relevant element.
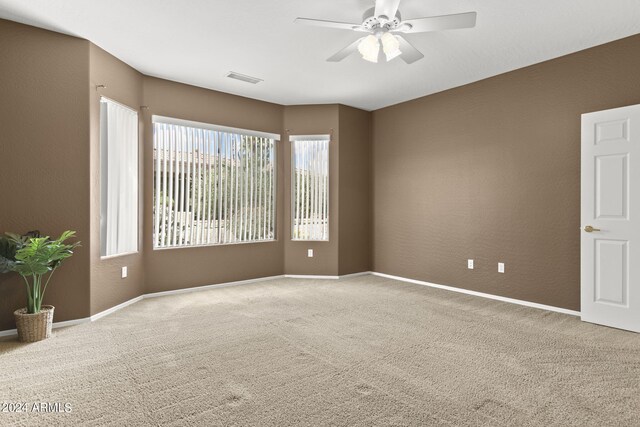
[0,231,80,342]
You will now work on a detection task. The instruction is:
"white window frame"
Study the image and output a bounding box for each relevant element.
[290,134,330,242]
[152,115,279,249]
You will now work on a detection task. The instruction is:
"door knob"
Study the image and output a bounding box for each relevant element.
[584,225,601,233]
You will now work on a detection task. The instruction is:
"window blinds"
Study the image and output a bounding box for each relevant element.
[291,136,329,241]
[152,117,277,248]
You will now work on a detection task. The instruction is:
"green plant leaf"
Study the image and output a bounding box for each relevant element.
[0,236,17,274]
[9,230,80,313]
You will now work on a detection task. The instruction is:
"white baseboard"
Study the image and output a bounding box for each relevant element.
[144,275,286,299]
[52,317,91,328]
[0,275,287,338]
[371,272,580,317]
[0,272,370,336]
[0,328,18,338]
[0,316,91,338]
[90,296,144,322]
[0,270,579,337]
[339,271,372,279]
[284,272,371,280]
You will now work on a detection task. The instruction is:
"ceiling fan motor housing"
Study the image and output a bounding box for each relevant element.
[362,7,402,31]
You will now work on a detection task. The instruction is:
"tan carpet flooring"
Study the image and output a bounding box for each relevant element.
[1,275,639,426]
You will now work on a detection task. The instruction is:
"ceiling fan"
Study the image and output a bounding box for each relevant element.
[294,0,477,64]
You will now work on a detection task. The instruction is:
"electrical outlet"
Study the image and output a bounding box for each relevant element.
[467,259,474,269]
[121,266,128,279]
[498,263,505,273]
[308,249,314,258]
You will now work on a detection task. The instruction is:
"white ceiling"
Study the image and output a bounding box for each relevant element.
[1,0,640,111]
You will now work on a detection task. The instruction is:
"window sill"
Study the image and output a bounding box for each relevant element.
[153,239,278,251]
[101,251,139,261]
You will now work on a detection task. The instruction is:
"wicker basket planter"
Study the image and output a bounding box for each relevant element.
[14,305,54,343]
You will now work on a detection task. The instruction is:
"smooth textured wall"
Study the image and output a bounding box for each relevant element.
[142,77,285,293]
[372,34,640,311]
[338,105,371,275]
[89,44,145,315]
[0,20,90,330]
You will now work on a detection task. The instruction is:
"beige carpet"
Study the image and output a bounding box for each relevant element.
[1,275,639,426]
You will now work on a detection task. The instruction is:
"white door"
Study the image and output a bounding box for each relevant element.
[581,104,640,333]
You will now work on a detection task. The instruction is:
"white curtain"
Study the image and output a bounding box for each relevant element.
[100,98,138,257]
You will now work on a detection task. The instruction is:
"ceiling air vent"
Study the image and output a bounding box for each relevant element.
[225,72,263,84]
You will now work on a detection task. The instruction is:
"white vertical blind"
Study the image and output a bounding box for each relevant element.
[100,98,139,257]
[153,118,277,248]
[291,136,329,241]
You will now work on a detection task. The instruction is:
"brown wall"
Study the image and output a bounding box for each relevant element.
[0,20,91,330]
[372,33,640,311]
[338,105,371,275]
[142,77,285,293]
[283,105,340,276]
[89,44,145,314]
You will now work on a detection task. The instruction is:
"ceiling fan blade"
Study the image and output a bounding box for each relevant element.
[374,0,402,20]
[396,35,424,64]
[294,18,361,31]
[398,12,477,33]
[327,38,365,62]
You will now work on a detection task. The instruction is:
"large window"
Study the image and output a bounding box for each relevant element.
[153,116,277,248]
[291,135,329,241]
[100,97,139,257]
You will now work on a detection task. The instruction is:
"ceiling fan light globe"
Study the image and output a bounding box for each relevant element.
[362,45,380,63]
[362,52,379,63]
[381,32,400,52]
[385,48,402,62]
[358,35,378,54]
[381,33,402,62]
[358,35,380,63]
